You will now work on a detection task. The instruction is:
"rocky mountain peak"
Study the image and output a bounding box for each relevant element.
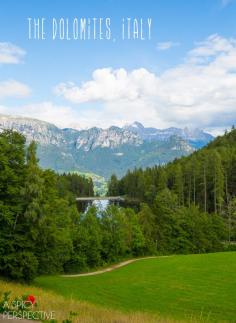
[0,114,65,146]
[76,126,143,151]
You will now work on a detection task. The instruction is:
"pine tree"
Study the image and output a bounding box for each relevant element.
[23,141,44,227]
[138,204,157,253]
[108,174,119,196]
[173,164,184,206]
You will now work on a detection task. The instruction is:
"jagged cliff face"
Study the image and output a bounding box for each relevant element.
[0,114,213,178]
[0,115,65,146]
[75,126,142,151]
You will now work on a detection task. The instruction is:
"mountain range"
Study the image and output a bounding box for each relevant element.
[0,114,213,179]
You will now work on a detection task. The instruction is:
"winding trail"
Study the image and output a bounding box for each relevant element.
[61,256,167,277]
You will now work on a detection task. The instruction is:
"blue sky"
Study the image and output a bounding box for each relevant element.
[0,0,236,133]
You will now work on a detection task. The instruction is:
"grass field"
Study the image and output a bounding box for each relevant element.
[0,280,162,323]
[35,252,236,322]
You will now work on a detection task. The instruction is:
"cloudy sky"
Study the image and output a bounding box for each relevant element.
[0,0,236,134]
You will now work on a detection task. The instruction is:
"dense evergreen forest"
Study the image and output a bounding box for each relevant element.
[108,127,236,243]
[0,129,234,282]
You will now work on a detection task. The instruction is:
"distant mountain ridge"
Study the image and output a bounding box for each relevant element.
[125,121,213,148]
[0,114,214,178]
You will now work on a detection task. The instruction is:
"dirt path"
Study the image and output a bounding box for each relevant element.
[61,256,163,277]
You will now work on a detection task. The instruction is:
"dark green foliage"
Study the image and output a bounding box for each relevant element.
[57,172,94,204]
[76,207,102,268]
[1,252,38,283]
[64,206,146,273]
[107,174,119,196]
[109,128,236,245]
[138,204,157,254]
[111,128,236,211]
[0,131,26,227]
[0,131,94,281]
[100,205,128,262]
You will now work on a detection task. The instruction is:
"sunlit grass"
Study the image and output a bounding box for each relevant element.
[0,279,169,323]
[35,252,236,322]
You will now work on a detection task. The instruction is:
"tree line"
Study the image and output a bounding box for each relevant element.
[108,127,236,243]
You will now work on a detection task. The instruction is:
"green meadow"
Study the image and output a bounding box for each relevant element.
[35,252,236,322]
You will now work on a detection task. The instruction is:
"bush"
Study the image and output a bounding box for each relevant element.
[1,252,38,283]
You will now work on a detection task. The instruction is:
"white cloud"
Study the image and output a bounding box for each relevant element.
[204,126,231,136]
[54,68,157,104]
[54,34,236,131]
[187,34,236,63]
[0,42,25,64]
[0,80,31,99]
[156,41,180,51]
[0,101,80,129]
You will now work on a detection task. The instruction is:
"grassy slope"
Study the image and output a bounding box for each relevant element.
[35,252,236,322]
[0,280,169,323]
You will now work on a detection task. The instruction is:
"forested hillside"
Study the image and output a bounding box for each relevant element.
[108,127,236,242]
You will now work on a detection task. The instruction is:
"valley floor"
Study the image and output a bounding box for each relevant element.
[35,252,236,322]
[1,252,235,322]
